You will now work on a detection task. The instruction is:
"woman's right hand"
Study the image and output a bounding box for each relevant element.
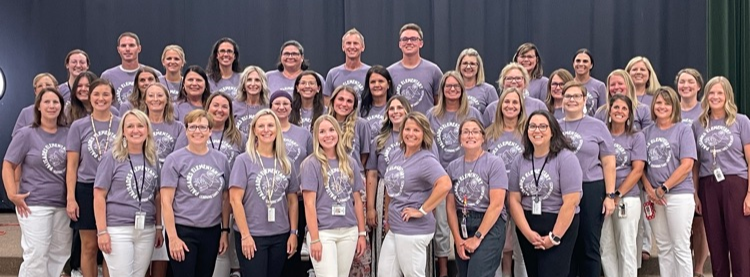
[98,233,112,254]
[169,237,190,262]
[366,209,377,227]
[310,240,323,262]
[66,199,79,221]
[241,235,257,259]
[523,230,544,249]
[694,194,702,215]
[645,188,662,205]
[9,192,31,218]
[455,238,470,260]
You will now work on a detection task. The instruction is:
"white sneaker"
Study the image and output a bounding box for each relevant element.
[229,272,241,277]
[71,269,83,277]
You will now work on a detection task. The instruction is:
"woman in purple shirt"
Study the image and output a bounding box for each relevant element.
[508,110,582,276]
[66,71,99,125]
[13,73,59,136]
[93,110,161,276]
[159,45,185,100]
[229,110,299,277]
[626,56,662,108]
[513,43,549,101]
[642,87,697,277]
[377,112,451,277]
[594,70,653,131]
[483,63,547,123]
[544,69,574,120]
[119,66,158,114]
[66,79,121,277]
[233,66,269,136]
[692,77,750,277]
[174,66,211,122]
[59,49,90,102]
[301,115,367,277]
[3,88,70,277]
[455,48,497,114]
[360,65,394,137]
[267,40,309,95]
[560,82,616,277]
[328,86,371,169]
[290,71,326,132]
[571,49,607,116]
[161,109,230,277]
[206,38,242,98]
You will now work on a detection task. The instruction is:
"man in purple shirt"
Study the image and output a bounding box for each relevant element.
[324,29,371,105]
[101,32,160,108]
[387,23,443,115]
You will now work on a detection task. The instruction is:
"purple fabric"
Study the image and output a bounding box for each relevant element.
[387,59,443,115]
[384,149,447,235]
[693,115,750,178]
[446,154,508,212]
[482,95,546,124]
[58,82,73,102]
[232,101,263,136]
[229,154,300,236]
[681,104,702,126]
[366,132,400,177]
[67,115,121,182]
[300,156,363,230]
[161,148,230,227]
[152,121,185,164]
[12,105,34,137]
[174,101,202,123]
[613,132,647,198]
[158,76,182,101]
[582,77,607,116]
[362,104,386,139]
[95,152,158,226]
[4,127,69,207]
[266,70,324,97]
[175,130,246,167]
[344,118,371,171]
[527,76,550,101]
[508,150,583,214]
[642,123,697,194]
[427,107,484,168]
[283,125,314,174]
[208,73,241,98]
[637,94,654,109]
[559,116,615,181]
[101,65,161,108]
[324,64,371,97]
[465,83,498,114]
[593,102,652,131]
[486,131,525,174]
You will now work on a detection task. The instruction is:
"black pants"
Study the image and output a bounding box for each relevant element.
[568,180,604,277]
[235,232,288,277]
[167,224,221,277]
[517,211,580,277]
[281,199,312,276]
[454,210,505,277]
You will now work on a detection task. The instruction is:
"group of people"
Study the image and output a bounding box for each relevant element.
[3,22,750,277]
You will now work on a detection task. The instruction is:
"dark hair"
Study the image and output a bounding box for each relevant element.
[573,48,595,66]
[204,92,243,147]
[33,88,67,127]
[276,40,310,71]
[545,68,574,113]
[360,65,394,117]
[606,94,635,134]
[89,78,116,97]
[177,65,211,105]
[290,71,324,132]
[67,71,99,125]
[513,43,544,79]
[127,66,160,111]
[118,32,140,45]
[206,37,241,83]
[521,110,574,159]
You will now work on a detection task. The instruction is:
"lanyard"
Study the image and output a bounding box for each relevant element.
[210,131,225,151]
[531,155,549,193]
[256,152,278,207]
[90,114,113,159]
[127,153,146,211]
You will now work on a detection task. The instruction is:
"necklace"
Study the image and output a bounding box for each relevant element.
[90,114,113,159]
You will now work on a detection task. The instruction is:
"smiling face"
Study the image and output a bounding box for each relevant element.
[186,117,210,146]
[296,74,319,100]
[162,50,184,75]
[563,86,585,115]
[368,73,389,98]
[653,95,673,121]
[459,55,478,80]
[317,119,340,152]
[501,92,521,119]
[460,121,484,151]
[281,45,303,71]
[137,72,157,92]
[244,71,263,97]
[217,42,236,68]
[573,53,592,76]
[677,73,700,101]
[66,53,89,78]
[608,75,627,96]
[75,77,91,101]
[342,33,365,60]
[443,76,462,102]
[503,69,526,90]
[517,49,537,75]
[38,91,62,121]
[527,114,552,148]
[628,61,650,87]
[387,99,407,128]
[184,72,206,97]
[399,29,423,56]
[706,83,727,112]
[207,96,230,125]
[333,89,356,119]
[254,114,277,146]
[117,36,141,63]
[90,84,113,112]
[123,114,148,146]
[271,97,292,120]
[609,99,630,125]
[34,76,56,95]
[145,85,168,113]
[402,119,424,150]
[549,75,565,101]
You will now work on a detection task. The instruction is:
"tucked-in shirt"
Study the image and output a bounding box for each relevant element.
[483,94,546,123]
[466,83,498,114]
[67,115,121,182]
[161,148,230,227]
[158,76,182,101]
[12,105,34,137]
[613,132,647,197]
[152,121,185,165]
[446,153,507,212]
[582,77,607,116]
[4,127,69,207]
[174,101,203,123]
[527,77,550,101]
[486,131,525,174]
[509,150,583,214]
[230,154,300,236]
[427,107,484,168]
[175,130,247,167]
[233,101,263,136]
[693,115,750,178]
[559,116,615,181]
[642,123,697,194]
[681,104,702,126]
[387,59,443,115]
[95,152,158,226]
[300,156,363,230]
[208,73,241,98]
[324,64,371,98]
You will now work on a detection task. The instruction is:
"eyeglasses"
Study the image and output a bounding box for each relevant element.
[187,125,209,132]
[505,77,524,83]
[550,82,565,88]
[461,129,483,136]
[528,124,549,132]
[444,84,461,90]
[218,49,235,55]
[399,37,421,43]
[564,94,584,101]
[299,81,317,87]
[461,62,478,68]
[282,52,301,58]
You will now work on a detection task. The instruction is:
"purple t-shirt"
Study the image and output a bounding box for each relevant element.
[158,76,182,101]
[486,131,525,174]
[427,107,484,168]
[446,154,508,212]
[233,101,263,136]
[559,116,615,181]
[581,77,607,116]
[482,94,546,124]
[466,83,498,114]
[637,94,654,109]
[283,125,314,174]
[362,104,386,139]
[681,104,702,126]
[4,127,69,207]
[509,150,583,214]
[300,156,363,230]
[384,149,447,235]
[209,73,241,98]
[175,130,247,167]
[58,82,73,102]
[67,115,121,183]
[553,107,565,120]
[161,148,230,227]
[102,65,161,108]
[324,64,371,97]
[267,70,324,97]
[366,132,401,177]
[152,121,185,164]
[387,59,443,115]
[174,101,203,123]
[12,105,34,137]
[613,132,647,197]
[527,77,550,101]
[693,115,750,178]
[593,103,653,131]
[230,154,300,235]
[95,152,158,226]
[642,123,697,194]
[342,118,371,170]
[297,107,328,132]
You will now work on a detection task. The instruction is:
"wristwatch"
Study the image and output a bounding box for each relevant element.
[549,232,561,245]
[221,228,230,233]
[606,191,619,199]
[474,231,483,240]
[660,184,669,193]
[290,229,298,236]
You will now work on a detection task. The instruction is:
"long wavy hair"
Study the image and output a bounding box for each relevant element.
[205,93,243,147]
[112,109,158,166]
[236,66,270,105]
[544,68,574,113]
[521,110,574,159]
[309,115,354,185]
[290,71,325,131]
[375,96,412,151]
[360,65,394,118]
[327,86,360,153]
[67,71,99,125]
[126,66,159,112]
[697,76,738,128]
[432,71,470,119]
[246,109,292,175]
[206,37,241,83]
[486,87,526,141]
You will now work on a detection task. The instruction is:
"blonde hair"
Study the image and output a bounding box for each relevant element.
[311,115,355,185]
[486,87,527,140]
[144,83,177,123]
[455,48,485,84]
[432,71,470,119]
[112,110,158,166]
[697,76,738,128]
[161,45,186,65]
[342,28,365,44]
[245,109,292,175]
[33,73,59,89]
[650,86,682,123]
[236,66,270,104]
[400,112,434,151]
[625,56,662,95]
[498,63,530,92]
[597,69,639,115]
[205,93,243,147]
[183,109,215,130]
[327,86,360,154]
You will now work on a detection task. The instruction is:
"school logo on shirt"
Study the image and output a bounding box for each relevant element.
[153,130,176,162]
[115,81,135,105]
[382,142,400,164]
[646,137,672,168]
[467,95,480,111]
[366,114,385,137]
[126,165,158,202]
[396,78,425,108]
[454,172,487,207]
[563,131,583,153]
[698,125,733,153]
[280,86,294,95]
[217,86,238,98]
[41,143,67,174]
[614,143,629,170]
[301,117,312,132]
[235,114,255,135]
[384,165,405,197]
[325,168,353,202]
[255,167,289,205]
[86,130,116,161]
[342,79,364,95]
[437,122,461,153]
[186,164,224,199]
[208,138,238,164]
[584,93,597,115]
[519,169,554,200]
[681,118,694,126]
[490,141,524,169]
[284,137,302,162]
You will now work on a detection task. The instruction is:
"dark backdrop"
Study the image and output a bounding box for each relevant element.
[0,0,706,208]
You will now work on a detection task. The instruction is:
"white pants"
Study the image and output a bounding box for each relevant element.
[600,197,641,277]
[649,193,694,277]
[102,226,156,277]
[17,206,72,277]
[307,226,358,277]
[378,232,434,277]
[433,199,450,257]
[637,190,653,254]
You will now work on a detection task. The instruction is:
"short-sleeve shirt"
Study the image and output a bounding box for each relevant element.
[284,124,314,174]
[101,65,161,108]
[12,105,34,137]
[486,131,525,174]
[208,73,240,98]
[582,77,607,116]
[174,101,203,123]
[300,156,363,230]
[446,154,508,212]
[67,115,121,182]
[387,59,443,115]
[427,107,484,168]
[527,77,550,101]
[613,132,647,197]
[95,152,159,226]
[508,150,583,214]
[559,116,615,181]
[152,121,185,165]
[362,105,387,139]
[233,101,263,136]
[158,76,182,101]
[466,83,498,114]
[693,115,750,178]
[642,123,697,194]
[681,104,702,126]
[324,64,371,98]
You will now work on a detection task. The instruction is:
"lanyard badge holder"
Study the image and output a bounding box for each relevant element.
[531,156,548,216]
[712,147,725,182]
[331,173,347,216]
[460,196,468,239]
[618,202,627,218]
[257,153,278,222]
[129,154,147,230]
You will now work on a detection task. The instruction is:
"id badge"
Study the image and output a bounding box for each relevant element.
[714,167,725,182]
[644,201,655,221]
[460,217,468,239]
[332,204,346,216]
[134,211,146,230]
[618,203,627,218]
[532,197,542,215]
[267,207,276,222]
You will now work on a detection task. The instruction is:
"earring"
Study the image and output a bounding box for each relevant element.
[608,116,612,123]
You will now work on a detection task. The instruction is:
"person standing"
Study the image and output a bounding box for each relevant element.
[100,32,160,109]
[324,28,371,105]
[387,23,443,115]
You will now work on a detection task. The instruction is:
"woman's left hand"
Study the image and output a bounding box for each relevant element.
[602,198,615,216]
[743,193,750,216]
[462,237,481,253]
[401,207,424,222]
[355,236,367,258]
[287,234,298,258]
[218,232,229,255]
[155,230,164,248]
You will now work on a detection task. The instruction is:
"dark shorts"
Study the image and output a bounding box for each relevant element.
[70,182,96,230]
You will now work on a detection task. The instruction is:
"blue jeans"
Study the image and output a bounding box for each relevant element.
[455,210,505,277]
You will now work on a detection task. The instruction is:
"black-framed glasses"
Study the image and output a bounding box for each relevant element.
[528,124,549,132]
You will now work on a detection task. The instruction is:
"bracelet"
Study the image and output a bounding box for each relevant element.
[310,239,321,244]
[155,225,164,230]
[418,206,428,215]
[221,228,230,233]
[358,231,367,237]
[97,230,108,236]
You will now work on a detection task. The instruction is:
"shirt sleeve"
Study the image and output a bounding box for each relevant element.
[94,153,116,190]
[559,152,584,195]
[631,132,647,162]
[488,156,509,190]
[323,70,335,97]
[229,155,249,190]
[160,154,179,189]
[66,122,83,153]
[365,139,378,171]
[287,165,300,194]
[678,125,698,160]
[508,158,521,192]
[4,128,29,164]
[299,157,320,192]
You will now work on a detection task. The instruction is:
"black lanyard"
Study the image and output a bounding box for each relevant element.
[210,131,225,151]
[127,154,146,210]
[531,155,549,191]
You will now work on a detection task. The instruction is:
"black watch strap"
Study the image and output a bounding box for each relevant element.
[474,231,483,239]
[221,228,230,233]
